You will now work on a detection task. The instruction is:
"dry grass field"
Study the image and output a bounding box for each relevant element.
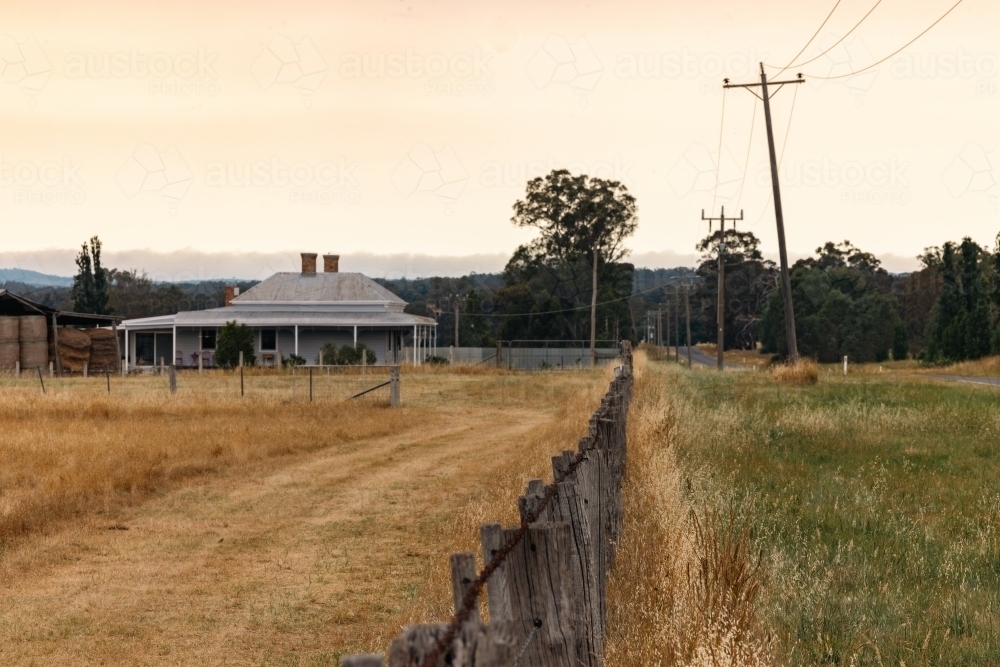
[0,365,613,666]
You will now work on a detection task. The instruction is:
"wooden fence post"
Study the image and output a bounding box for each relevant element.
[480,524,512,623]
[390,366,400,407]
[500,522,578,667]
[519,475,603,667]
[341,655,385,667]
[169,365,177,394]
[450,552,479,623]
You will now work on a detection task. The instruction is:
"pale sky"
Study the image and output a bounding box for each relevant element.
[1,0,997,279]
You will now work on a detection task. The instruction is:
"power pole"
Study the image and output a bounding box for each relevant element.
[724,65,804,361]
[665,299,671,359]
[674,287,680,362]
[454,295,460,348]
[590,245,598,366]
[684,284,692,368]
[702,205,743,371]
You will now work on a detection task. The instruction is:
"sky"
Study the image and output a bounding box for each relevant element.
[0,0,997,280]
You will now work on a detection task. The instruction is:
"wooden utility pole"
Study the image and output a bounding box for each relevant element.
[684,284,692,368]
[664,301,670,357]
[590,246,599,366]
[674,287,680,362]
[724,66,804,361]
[454,295,460,348]
[702,206,743,371]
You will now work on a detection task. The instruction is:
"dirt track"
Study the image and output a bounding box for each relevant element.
[0,404,555,665]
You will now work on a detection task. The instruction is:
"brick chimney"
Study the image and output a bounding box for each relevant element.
[323,254,340,273]
[301,252,318,274]
[225,283,236,307]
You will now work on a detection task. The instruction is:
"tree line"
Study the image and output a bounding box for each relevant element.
[692,230,1000,364]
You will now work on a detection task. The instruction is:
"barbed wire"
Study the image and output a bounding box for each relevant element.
[419,356,632,667]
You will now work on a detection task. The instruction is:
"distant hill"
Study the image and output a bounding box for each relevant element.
[0,268,73,287]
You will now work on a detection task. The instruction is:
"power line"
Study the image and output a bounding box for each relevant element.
[460,279,692,318]
[734,96,758,212]
[807,0,966,80]
[771,0,844,77]
[710,88,727,215]
[778,0,886,72]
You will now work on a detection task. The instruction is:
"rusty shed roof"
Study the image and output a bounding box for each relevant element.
[0,289,121,326]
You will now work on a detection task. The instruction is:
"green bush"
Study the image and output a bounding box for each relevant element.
[283,354,306,367]
[318,342,377,365]
[215,321,256,368]
[424,355,449,365]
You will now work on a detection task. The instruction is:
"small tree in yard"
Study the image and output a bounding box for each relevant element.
[319,342,377,365]
[215,321,256,368]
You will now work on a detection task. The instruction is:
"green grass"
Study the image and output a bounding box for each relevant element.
[666,365,1000,666]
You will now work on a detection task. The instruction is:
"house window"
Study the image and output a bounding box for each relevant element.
[201,329,217,350]
[260,328,277,351]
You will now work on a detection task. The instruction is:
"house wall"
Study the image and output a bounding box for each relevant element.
[176,329,200,366]
[274,327,394,364]
[297,328,353,364]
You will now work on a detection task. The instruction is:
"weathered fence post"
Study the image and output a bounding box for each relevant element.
[519,475,603,667]
[450,552,479,623]
[341,655,385,667]
[480,524,512,623]
[390,366,400,407]
[500,522,578,667]
[169,365,177,394]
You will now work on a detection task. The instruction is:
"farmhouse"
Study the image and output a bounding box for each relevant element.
[118,253,437,369]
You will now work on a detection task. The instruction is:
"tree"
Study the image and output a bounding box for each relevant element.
[511,170,638,355]
[926,238,993,363]
[892,322,909,361]
[72,236,111,315]
[215,321,256,368]
[761,240,900,363]
[693,229,776,350]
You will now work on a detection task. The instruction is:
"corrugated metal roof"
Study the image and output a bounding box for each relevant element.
[123,309,436,329]
[233,272,405,305]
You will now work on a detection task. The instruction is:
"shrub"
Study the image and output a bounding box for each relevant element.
[319,342,377,365]
[771,359,819,385]
[283,354,305,367]
[424,355,449,365]
[214,321,256,368]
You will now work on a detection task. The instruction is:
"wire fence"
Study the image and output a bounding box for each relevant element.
[0,364,400,405]
[422,341,622,371]
[341,341,634,667]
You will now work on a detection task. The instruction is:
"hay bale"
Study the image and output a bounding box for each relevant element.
[20,341,49,370]
[18,315,47,343]
[0,341,18,370]
[87,328,119,372]
[57,327,92,372]
[0,316,18,343]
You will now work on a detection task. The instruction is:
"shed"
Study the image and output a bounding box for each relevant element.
[0,289,122,375]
